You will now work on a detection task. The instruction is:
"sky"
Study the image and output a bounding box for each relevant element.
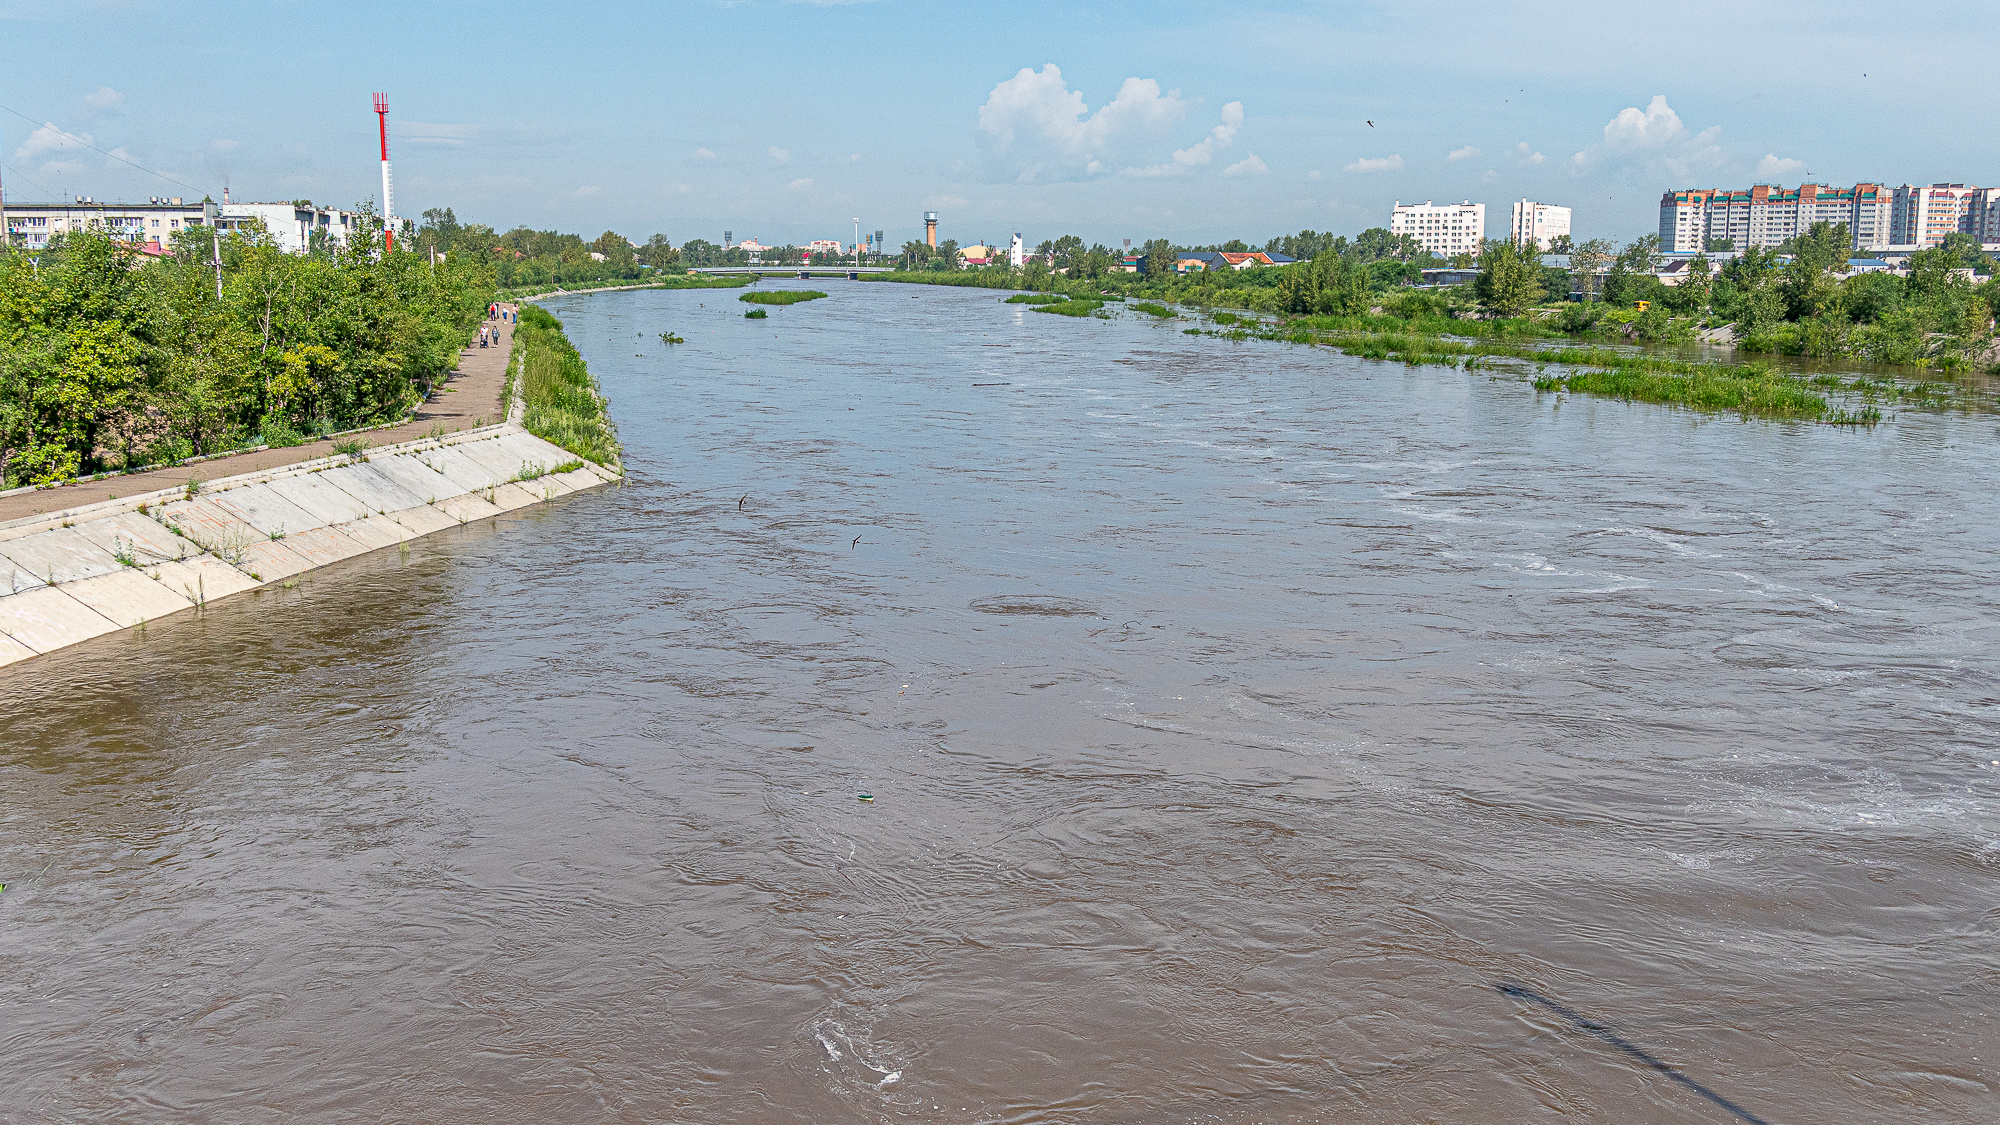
[4,0,1996,251]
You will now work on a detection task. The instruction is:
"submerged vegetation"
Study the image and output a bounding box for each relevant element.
[739,290,828,306]
[745,308,768,319]
[511,305,620,465]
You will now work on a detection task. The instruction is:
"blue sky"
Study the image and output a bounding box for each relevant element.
[5,0,1995,249]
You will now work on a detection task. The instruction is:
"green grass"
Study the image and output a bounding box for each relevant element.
[1532,366,1830,420]
[1131,301,1177,318]
[745,308,768,319]
[1003,293,1065,305]
[513,305,622,466]
[740,290,828,306]
[1031,300,1106,317]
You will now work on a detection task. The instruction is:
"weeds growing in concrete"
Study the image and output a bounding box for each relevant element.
[552,459,585,474]
[332,437,371,461]
[111,538,139,568]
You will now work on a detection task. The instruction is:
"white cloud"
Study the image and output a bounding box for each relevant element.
[14,121,87,162]
[1569,95,1723,178]
[1345,154,1403,173]
[1447,145,1480,163]
[1306,169,1323,182]
[787,177,814,191]
[669,181,693,194]
[850,152,862,161]
[83,86,124,113]
[1515,141,1544,165]
[1163,100,1243,170]
[209,138,238,153]
[1755,153,1805,179]
[975,63,1195,182]
[1222,153,1268,177]
[399,121,478,148]
[768,146,789,164]
[695,146,716,159]
[575,185,601,196]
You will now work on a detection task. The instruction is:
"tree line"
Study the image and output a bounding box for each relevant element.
[0,209,489,488]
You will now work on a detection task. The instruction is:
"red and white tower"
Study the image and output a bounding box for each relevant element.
[373,92,394,252]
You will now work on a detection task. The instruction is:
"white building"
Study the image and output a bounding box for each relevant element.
[1890,184,2000,248]
[1008,233,1025,268]
[1390,200,1485,258]
[1509,199,1570,250]
[216,202,363,254]
[1659,183,1894,252]
[807,239,844,254]
[3,196,213,250]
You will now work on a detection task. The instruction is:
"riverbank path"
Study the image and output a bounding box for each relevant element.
[0,305,519,525]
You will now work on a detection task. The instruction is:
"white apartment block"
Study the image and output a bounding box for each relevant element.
[1661,182,1915,253]
[2,196,213,250]
[1390,200,1486,258]
[216,202,362,254]
[1889,184,2000,248]
[1509,199,1570,250]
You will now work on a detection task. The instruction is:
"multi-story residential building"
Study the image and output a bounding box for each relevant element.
[1889,184,1995,248]
[1659,183,1893,252]
[3,196,213,250]
[216,202,362,254]
[1509,200,1571,250]
[806,239,845,254]
[1390,200,1485,258]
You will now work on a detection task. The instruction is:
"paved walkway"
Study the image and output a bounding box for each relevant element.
[0,305,518,525]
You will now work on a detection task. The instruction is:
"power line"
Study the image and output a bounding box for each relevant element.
[0,161,56,200]
[0,102,207,197]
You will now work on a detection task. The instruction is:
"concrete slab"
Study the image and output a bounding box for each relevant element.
[0,586,119,653]
[346,512,421,544]
[153,497,255,543]
[0,630,38,667]
[317,463,429,515]
[272,526,372,569]
[490,430,575,467]
[368,452,467,502]
[70,511,195,565]
[488,482,547,512]
[0,527,125,587]
[435,493,505,524]
[205,483,328,537]
[552,467,611,495]
[424,446,510,495]
[262,473,374,525]
[149,555,261,604]
[60,568,199,628]
[234,539,313,582]
[331,516,404,552]
[387,504,458,537]
[453,438,541,484]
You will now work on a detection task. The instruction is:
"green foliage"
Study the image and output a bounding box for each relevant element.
[1031,299,1105,317]
[1003,293,1064,304]
[513,305,620,465]
[1474,240,1546,318]
[739,290,828,305]
[744,308,768,319]
[0,222,488,488]
[1533,363,1830,420]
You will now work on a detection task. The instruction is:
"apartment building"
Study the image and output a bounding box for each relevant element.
[1509,199,1571,250]
[1888,184,2000,248]
[1389,200,1485,258]
[2,196,213,249]
[216,202,362,254]
[1659,183,1892,252]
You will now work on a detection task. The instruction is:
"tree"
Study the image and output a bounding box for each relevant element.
[1547,234,1574,255]
[1473,238,1544,318]
[639,234,679,269]
[1348,227,1424,263]
[1049,235,1085,271]
[1140,238,1175,277]
[1705,237,1735,252]
[1567,239,1614,302]
[590,231,636,271]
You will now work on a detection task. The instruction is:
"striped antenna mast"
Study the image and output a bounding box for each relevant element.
[373,92,394,252]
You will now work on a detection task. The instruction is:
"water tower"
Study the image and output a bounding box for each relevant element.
[924,211,938,248]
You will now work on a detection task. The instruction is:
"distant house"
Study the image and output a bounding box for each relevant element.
[961,244,992,265]
[1114,255,1142,273]
[1416,267,1481,287]
[1176,250,1292,272]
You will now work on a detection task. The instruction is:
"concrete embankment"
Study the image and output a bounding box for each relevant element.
[0,424,616,667]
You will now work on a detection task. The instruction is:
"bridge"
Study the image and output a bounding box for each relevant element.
[689,265,895,278]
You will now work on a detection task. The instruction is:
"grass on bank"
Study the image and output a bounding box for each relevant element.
[1003,293,1066,305]
[511,305,622,465]
[1031,299,1107,318]
[498,274,754,301]
[739,290,828,306]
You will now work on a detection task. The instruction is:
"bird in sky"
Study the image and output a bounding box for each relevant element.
[1366,120,1374,127]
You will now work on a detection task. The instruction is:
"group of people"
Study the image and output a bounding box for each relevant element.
[478,303,511,349]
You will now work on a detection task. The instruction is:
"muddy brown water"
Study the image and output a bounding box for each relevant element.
[3,283,1996,1123]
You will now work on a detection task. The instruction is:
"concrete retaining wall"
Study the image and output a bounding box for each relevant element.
[0,424,617,667]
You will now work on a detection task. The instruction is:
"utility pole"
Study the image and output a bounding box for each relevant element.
[212,223,223,299]
[853,216,859,270]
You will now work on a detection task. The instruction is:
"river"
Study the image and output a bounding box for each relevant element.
[3,281,1995,1123]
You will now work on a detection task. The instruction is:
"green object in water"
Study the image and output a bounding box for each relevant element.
[858,794,874,802]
